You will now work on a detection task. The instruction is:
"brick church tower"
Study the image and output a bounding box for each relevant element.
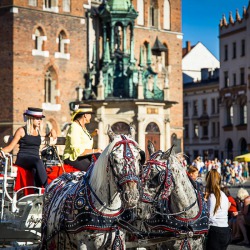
[0,0,183,156]
[0,0,90,143]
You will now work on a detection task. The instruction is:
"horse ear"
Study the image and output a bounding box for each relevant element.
[128,123,135,139]
[107,124,116,141]
[161,144,175,160]
[148,140,155,156]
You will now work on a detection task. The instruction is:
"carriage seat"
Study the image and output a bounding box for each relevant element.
[14,165,35,196]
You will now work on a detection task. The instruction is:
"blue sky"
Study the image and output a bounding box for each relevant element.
[182,0,249,59]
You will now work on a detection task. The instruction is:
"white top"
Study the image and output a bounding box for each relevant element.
[207,191,229,227]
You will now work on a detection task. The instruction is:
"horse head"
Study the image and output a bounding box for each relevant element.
[90,125,143,209]
[142,141,175,200]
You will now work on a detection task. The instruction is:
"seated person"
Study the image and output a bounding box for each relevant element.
[63,104,102,171]
[0,107,56,188]
[232,188,250,246]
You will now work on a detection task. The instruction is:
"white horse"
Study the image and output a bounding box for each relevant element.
[41,127,143,250]
[126,142,208,250]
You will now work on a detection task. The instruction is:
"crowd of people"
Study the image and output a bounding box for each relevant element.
[191,156,249,186]
[187,156,250,249]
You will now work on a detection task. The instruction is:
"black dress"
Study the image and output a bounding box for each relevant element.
[15,126,47,187]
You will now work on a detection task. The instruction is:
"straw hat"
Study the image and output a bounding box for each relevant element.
[23,107,45,119]
[71,104,94,121]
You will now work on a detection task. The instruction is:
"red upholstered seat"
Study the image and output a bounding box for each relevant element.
[14,165,35,195]
[47,164,79,184]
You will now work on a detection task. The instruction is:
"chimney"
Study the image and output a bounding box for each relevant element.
[186,41,191,52]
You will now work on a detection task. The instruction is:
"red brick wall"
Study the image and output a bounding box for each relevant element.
[0,1,89,145]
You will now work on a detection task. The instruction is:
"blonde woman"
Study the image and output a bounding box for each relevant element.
[63,104,102,171]
[205,169,231,250]
[0,107,56,188]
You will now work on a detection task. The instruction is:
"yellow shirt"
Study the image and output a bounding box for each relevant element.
[63,122,93,161]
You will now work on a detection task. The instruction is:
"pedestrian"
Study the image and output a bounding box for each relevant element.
[63,104,102,171]
[205,168,231,250]
[232,188,250,246]
[0,107,56,188]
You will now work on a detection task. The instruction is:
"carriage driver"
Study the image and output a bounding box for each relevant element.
[63,104,103,171]
[0,107,57,188]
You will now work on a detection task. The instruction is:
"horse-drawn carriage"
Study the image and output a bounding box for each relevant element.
[0,127,209,250]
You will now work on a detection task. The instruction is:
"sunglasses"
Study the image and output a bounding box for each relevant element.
[34,117,43,120]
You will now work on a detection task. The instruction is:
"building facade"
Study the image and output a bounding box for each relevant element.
[183,74,220,163]
[219,6,249,159]
[183,41,220,162]
[0,0,183,157]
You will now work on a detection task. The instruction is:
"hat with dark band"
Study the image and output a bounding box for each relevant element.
[71,104,95,121]
[23,107,45,118]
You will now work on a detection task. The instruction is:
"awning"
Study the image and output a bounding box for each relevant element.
[234,153,250,162]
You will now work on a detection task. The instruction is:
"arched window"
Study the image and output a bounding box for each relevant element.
[55,30,70,59]
[44,67,57,104]
[111,122,130,135]
[58,30,67,53]
[34,27,45,51]
[137,0,144,25]
[150,0,158,27]
[163,0,170,29]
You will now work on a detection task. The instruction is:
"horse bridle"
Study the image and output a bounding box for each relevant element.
[142,151,197,216]
[109,135,141,189]
[86,135,143,210]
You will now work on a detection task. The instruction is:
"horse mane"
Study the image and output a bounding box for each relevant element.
[89,135,129,191]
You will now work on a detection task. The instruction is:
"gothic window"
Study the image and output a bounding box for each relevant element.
[55,30,70,59]
[34,27,45,51]
[44,67,57,104]
[137,0,144,25]
[150,0,158,27]
[163,0,170,29]
[63,0,70,12]
[29,0,37,6]
[58,31,67,53]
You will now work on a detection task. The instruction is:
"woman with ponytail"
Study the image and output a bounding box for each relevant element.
[205,168,231,250]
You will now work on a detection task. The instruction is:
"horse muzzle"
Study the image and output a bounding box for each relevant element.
[121,182,139,208]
